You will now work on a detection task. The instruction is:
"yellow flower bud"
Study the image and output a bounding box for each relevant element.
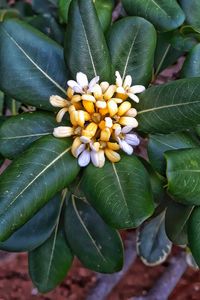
[118,101,132,116]
[67,87,74,99]
[99,107,109,116]
[125,108,137,117]
[103,85,116,100]
[82,94,96,102]
[56,107,68,123]
[119,116,138,127]
[49,95,69,108]
[71,137,82,157]
[107,99,118,117]
[100,128,111,142]
[71,95,82,103]
[82,100,95,113]
[92,84,102,99]
[107,142,120,151]
[105,148,120,162]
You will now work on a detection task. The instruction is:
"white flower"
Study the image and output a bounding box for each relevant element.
[67,72,99,94]
[115,71,145,103]
[115,125,140,155]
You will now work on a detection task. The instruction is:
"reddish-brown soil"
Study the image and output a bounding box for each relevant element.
[0,252,199,300]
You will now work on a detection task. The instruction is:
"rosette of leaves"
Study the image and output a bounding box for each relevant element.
[1,0,200,293]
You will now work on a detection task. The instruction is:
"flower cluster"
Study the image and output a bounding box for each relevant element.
[50,71,145,168]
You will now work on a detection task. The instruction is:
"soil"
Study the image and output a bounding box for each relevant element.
[0,251,199,300]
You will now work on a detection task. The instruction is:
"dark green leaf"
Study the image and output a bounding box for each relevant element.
[32,0,58,17]
[27,15,64,45]
[0,19,68,111]
[181,44,200,78]
[136,78,200,134]
[58,0,71,23]
[29,209,73,293]
[165,201,193,245]
[0,193,62,252]
[166,148,200,205]
[148,132,199,176]
[154,32,183,75]
[0,112,59,159]
[139,157,165,205]
[170,31,197,52]
[81,155,154,229]
[188,207,200,267]
[0,135,80,241]
[94,0,114,32]
[0,9,20,22]
[180,0,200,30]
[107,17,156,86]
[64,0,112,81]
[65,195,123,273]
[137,213,172,265]
[0,90,4,115]
[122,0,185,32]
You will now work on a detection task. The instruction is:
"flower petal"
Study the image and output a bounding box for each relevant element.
[53,126,74,138]
[123,75,132,89]
[121,126,133,134]
[115,71,123,87]
[129,85,145,94]
[119,139,133,155]
[127,93,140,103]
[88,76,100,90]
[76,72,88,88]
[78,149,91,167]
[125,134,140,146]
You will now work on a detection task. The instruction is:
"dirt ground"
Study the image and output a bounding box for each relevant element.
[0,251,199,300]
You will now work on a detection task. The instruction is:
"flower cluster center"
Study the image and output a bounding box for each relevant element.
[50,71,145,168]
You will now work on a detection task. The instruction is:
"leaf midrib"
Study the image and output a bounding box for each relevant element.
[2,26,67,95]
[0,147,71,219]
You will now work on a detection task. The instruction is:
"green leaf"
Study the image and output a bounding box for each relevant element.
[148,132,199,176]
[94,0,114,32]
[0,135,80,241]
[181,44,200,78]
[165,201,193,245]
[0,9,20,22]
[107,17,156,86]
[0,19,68,111]
[154,32,183,75]
[122,0,185,32]
[58,0,71,23]
[81,155,154,229]
[0,193,62,252]
[166,148,200,205]
[65,195,123,273]
[32,0,58,17]
[139,157,165,205]
[27,15,64,45]
[188,207,200,267]
[0,90,4,115]
[137,213,172,266]
[170,31,197,52]
[180,0,200,30]
[29,204,73,293]
[0,112,60,159]
[136,78,200,134]
[64,0,113,82]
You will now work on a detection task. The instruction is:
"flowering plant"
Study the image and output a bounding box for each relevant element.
[1,0,200,293]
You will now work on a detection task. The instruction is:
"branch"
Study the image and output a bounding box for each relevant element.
[86,232,137,300]
[133,252,187,300]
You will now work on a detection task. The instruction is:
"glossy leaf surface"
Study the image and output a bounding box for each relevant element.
[136,78,200,134]
[122,0,185,32]
[0,19,68,111]
[0,136,79,241]
[188,207,200,267]
[0,194,62,252]
[166,148,200,205]
[64,0,112,81]
[107,17,156,86]
[81,155,154,229]
[65,195,123,273]
[165,201,193,245]
[148,132,199,175]
[0,112,58,159]
[137,213,172,265]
